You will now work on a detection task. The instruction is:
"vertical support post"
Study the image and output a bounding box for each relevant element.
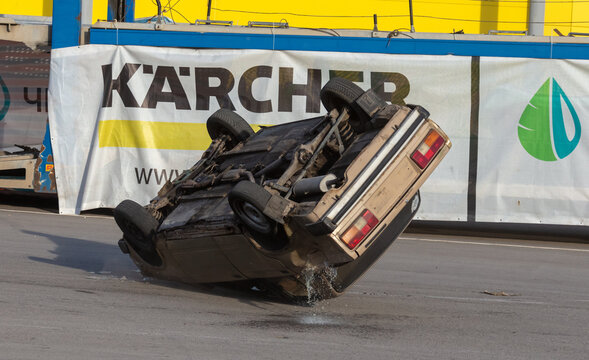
[207,0,212,21]
[528,0,545,36]
[408,0,415,33]
[108,0,135,22]
[81,0,93,25]
[52,0,82,49]
[46,0,82,197]
[467,56,480,223]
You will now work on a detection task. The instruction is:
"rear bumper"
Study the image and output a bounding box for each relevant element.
[331,191,420,292]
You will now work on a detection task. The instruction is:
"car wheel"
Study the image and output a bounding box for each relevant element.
[228,181,289,251]
[228,181,274,235]
[206,109,254,149]
[320,78,371,132]
[114,200,162,266]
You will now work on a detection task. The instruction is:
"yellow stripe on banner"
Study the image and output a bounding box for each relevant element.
[98,120,262,150]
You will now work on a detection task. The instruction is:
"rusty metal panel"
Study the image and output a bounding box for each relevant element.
[0,153,35,189]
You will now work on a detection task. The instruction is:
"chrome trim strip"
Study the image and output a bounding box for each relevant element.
[325,109,424,225]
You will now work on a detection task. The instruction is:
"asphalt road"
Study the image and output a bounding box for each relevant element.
[0,203,588,360]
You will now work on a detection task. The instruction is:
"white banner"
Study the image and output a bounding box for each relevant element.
[48,45,471,216]
[478,57,589,225]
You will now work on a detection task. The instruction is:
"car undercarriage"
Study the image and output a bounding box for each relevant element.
[114,78,451,302]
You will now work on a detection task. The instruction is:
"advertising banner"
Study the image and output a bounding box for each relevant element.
[49,45,471,216]
[0,40,50,148]
[478,57,589,225]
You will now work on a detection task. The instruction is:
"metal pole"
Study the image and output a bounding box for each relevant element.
[408,0,415,33]
[207,0,212,21]
[81,0,92,25]
[155,0,162,24]
[528,0,545,36]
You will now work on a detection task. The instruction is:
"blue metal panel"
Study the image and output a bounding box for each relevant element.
[52,0,81,49]
[124,0,135,23]
[89,28,589,59]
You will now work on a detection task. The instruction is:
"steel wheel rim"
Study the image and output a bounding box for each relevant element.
[237,201,272,234]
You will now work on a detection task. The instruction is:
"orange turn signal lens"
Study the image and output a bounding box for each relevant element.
[411,130,444,169]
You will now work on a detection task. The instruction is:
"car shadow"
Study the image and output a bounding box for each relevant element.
[25,229,140,278]
[24,229,299,307]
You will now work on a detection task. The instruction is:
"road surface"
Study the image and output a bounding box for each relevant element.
[0,203,588,359]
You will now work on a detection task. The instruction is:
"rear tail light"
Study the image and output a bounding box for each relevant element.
[411,130,444,169]
[340,209,379,249]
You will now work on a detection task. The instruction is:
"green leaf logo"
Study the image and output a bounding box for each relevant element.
[518,78,581,161]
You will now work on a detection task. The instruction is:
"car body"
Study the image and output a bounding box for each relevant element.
[114,78,451,301]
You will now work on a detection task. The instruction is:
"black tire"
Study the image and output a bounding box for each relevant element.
[206,109,254,149]
[320,78,371,132]
[114,200,162,266]
[228,181,274,235]
[228,181,289,251]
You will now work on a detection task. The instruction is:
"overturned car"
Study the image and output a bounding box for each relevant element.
[114,78,451,301]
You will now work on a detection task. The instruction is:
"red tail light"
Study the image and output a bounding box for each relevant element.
[411,130,444,169]
[341,209,379,249]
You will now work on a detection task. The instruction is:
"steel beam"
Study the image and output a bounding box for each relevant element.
[52,0,81,48]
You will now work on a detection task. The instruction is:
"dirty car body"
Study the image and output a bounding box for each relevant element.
[114,78,451,301]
